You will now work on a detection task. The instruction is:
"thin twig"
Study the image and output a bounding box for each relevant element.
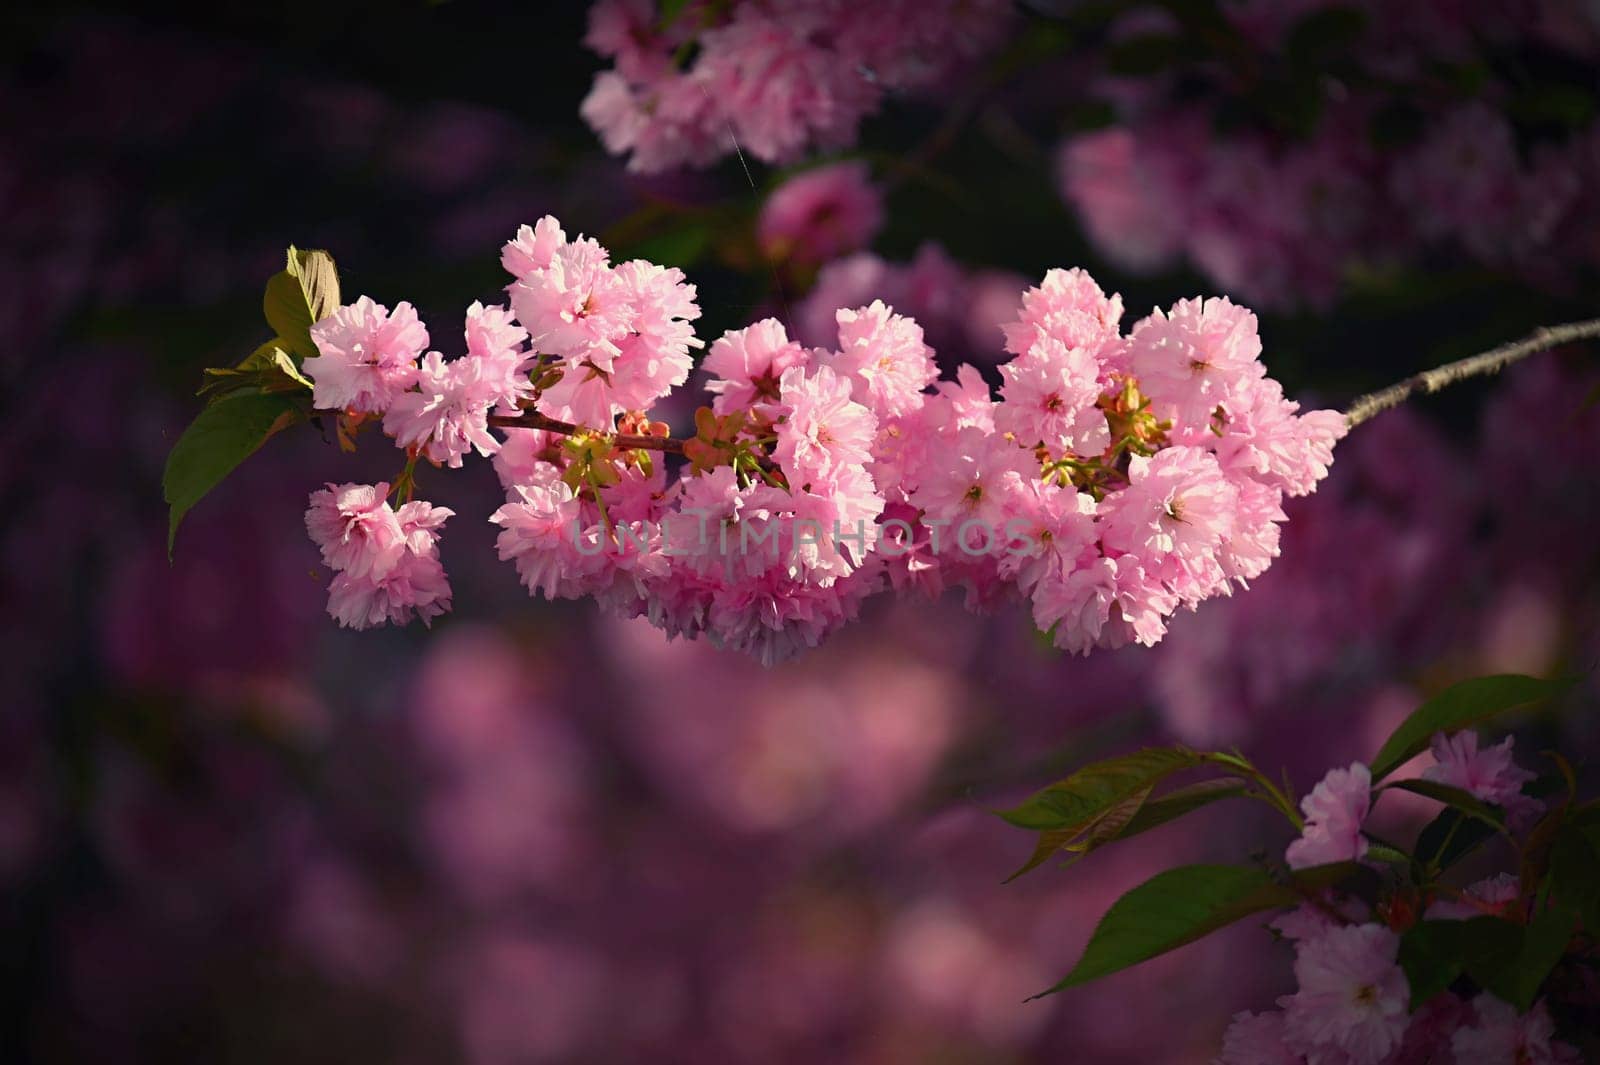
[486,411,685,455]
[1344,318,1600,428]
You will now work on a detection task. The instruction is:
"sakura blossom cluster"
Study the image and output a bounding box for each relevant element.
[579,0,1013,172]
[1058,2,1600,309]
[303,483,454,630]
[299,215,1345,663]
[1217,732,1583,1065]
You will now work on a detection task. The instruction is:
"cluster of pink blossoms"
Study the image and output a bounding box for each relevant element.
[303,483,453,629]
[1218,732,1581,1065]
[299,216,1345,663]
[579,0,1012,172]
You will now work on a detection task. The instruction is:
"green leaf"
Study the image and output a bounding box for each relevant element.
[1031,864,1296,997]
[1385,779,1506,828]
[1114,776,1251,840]
[198,339,314,404]
[164,392,304,557]
[1407,914,1578,1013]
[1415,808,1497,872]
[626,224,709,268]
[1007,776,1252,880]
[1462,910,1577,1012]
[657,0,693,28]
[262,246,340,361]
[997,747,1202,832]
[269,347,315,390]
[1370,675,1576,780]
[1549,826,1600,933]
[1004,776,1219,883]
[1399,921,1464,1008]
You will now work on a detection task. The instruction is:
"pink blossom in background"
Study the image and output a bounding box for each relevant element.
[579,0,1014,172]
[758,160,883,265]
[1451,995,1583,1065]
[1058,101,1600,308]
[795,243,1010,362]
[1057,124,1195,274]
[411,627,592,905]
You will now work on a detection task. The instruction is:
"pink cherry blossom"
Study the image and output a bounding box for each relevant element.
[774,364,878,487]
[1424,731,1540,825]
[703,319,814,416]
[1450,995,1583,1065]
[1423,872,1521,921]
[324,499,454,630]
[1282,923,1409,1064]
[1098,446,1239,604]
[758,160,883,264]
[824,300,938,420]
[304,296,428,414]
[462,300,532,413]
[1001,266,1125,361]
[294,219,1347,657]
[383,352,501,469]
[304,482,406,579]
[1126,295,1265,429]
[1286,762,1371,870]
[1217,1010,1301,1065]
[994,336,1109,456]
[1057,123,1197,274]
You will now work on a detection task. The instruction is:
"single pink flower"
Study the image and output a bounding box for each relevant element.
[1424,731,1540,826]
[824,300,938,420]
[1126,295,1265,429]
[1282,923,1409,1064]
[304,296,428,414]
[304,482,406,579]
[1286,762,1371,869]
[774,364,878,487]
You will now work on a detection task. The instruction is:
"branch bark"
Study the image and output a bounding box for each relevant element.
[487,411,685,454]
[1344,318,1600,428]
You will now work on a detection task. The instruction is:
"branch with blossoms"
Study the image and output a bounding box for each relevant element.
[165,219,1599,664]
[998,673,1597,1063]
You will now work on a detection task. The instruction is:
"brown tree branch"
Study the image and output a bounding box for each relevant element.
[1344,318,1600,428]
[486,411,685,455]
